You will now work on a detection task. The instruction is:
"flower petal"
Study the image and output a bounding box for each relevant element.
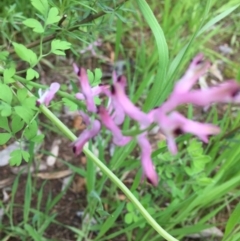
[137,133,159,186]
[98,106,131,146]
[72,120,101,155]
[37,82,60,106]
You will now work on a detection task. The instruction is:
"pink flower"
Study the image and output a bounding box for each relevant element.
[111,78,151,127]
[137,133,159,186]
[97,106,131,146]
[37,82,60,106]
[72,120,101,155]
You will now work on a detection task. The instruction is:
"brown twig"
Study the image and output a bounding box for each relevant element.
[9,0,128,54]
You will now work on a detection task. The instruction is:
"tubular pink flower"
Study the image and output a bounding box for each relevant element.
[72,120,101,155]
[137,133,159,186]
[173,53,211,94]
[98,106,131,146]
[37,82,60,106]
[111,80,150,127]
[73,64,96,113]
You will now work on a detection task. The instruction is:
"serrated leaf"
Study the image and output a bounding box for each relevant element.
[9,149,22,166]
[24,120,38,140]
[11,114,25,134]
[0,133,11,145]
[12,42,38,67]
[26,68,39,80]
[17,88,28,103]
[0,116,10,132]
[51,39,71,55]
[3,67,16,83]
[14,106,34,124]
[21,151,30,162]
[31,0,49,17]
[46,7,61,25]
[62,98,78,111]
[22,18,44,33]
[0,83,12,104]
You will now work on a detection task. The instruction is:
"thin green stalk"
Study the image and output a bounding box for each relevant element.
[39,105,178,241]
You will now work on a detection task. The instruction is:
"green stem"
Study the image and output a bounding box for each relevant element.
[39,105,178,241]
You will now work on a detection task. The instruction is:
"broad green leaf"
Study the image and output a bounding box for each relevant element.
[9,149,22,166]
[24,120,38,140]
[22,18,44,33]
[21,96,38,110]
[46,7,61,25]
[0,116,10,132]
[31,134,44,143]
[26,68,39,80]
[12,42,38,67]
[0,133,11,145]
[3,67,15,83]
[14,106,34,124]
[31,0,49,17]
[0,103,12,117]
[0,83,12,104]
[51,39,71,56]
[124,213,133,224]
[62,98,78,111]
[11,115,25,134]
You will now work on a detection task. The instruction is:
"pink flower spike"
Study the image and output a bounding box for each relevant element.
[98,106,131,146]
[37,82,60,106]
[169,112,221,142]
[137,133,159,186]
[74,65,96,113]
[72,120,101,155]
[174,54,211,94]
[111,82,151,127]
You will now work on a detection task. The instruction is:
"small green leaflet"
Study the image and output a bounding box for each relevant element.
[22,18,44,33]
[24,120,38,140]
[0,102,12,117]
[10,149,30,166]
[0,83,13,104]
[31,0,49,17]
[11,114,25,134]
[51,39,71,55]
[46,7,61,25]
[0,116,10,132]
[14,106,35,124]
[0,133,11,145]
[12,42,38,67]
[3,67,16,83]
[0,51,9,61]
[87,68,102,86]
[26,68,39,80]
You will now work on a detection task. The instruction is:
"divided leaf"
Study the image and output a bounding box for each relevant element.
[11,114,25,134]
[26,68,39,80]
[51,39,71,55]
[31,0,49,17]
[23,18,44,33]
[3,67,16,83]
[46,7,61,25]
[0,84,13,104]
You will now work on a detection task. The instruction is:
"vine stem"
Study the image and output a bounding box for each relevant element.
[40,105,178,241]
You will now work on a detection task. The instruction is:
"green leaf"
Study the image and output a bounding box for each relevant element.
[3,67,16,83]
[0,51,9,61]
[46,7,61,25]
[9,149,22,166]
[17,88,28,103]
[0,83,12,104]
[14,106,34,124]
[21,96,38,110]
[11,114,25,134]
[87,70,94,85]
[51,39,71,56]
[31,134,44,143]
[93,68,102,86]
[26,68,39,80]
[0,133,11,145]
[124,213,133,224]
[0,103,12,117]
[22,18,44,33]
[62,98,78,111]
[31,0,49,17]
[21,151,30,162]
[0,116,10,132]
[12,42,38,67]
[24,120,38,140]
